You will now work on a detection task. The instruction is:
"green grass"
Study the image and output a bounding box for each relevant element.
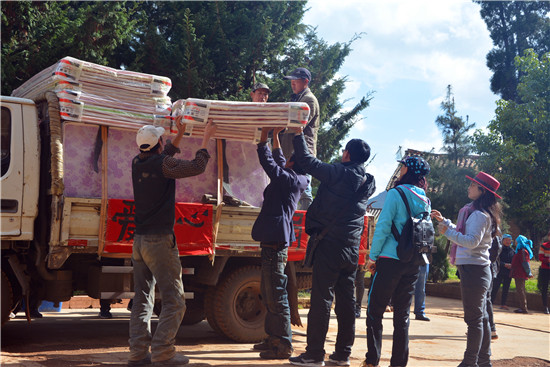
[446,261,541,293]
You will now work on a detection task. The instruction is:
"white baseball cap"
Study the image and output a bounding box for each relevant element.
[136,125,165,151]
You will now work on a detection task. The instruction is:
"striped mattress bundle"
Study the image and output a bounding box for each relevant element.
[11,56,173,130]
[172,98,310,143]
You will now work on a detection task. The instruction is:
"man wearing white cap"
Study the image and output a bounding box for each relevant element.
[128,116,216,366]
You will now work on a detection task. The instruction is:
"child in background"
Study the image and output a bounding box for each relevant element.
[509,235,534,314]
[491,234,514,310]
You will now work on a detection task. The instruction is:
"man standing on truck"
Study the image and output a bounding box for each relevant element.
[288,128,375,367]
[250,82,271,103]
[251,125,309,360]
[128,117,217,366]
[280,67,320,210]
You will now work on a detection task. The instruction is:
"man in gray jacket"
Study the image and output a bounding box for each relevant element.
[281,67,320,210]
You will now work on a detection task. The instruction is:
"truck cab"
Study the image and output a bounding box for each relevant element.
[1,96,40,241]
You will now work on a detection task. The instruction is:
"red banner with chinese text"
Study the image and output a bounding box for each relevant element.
[103,199,213,256]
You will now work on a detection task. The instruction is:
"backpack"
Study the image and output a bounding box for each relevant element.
[390,186,435,265]
[488,230,502,278]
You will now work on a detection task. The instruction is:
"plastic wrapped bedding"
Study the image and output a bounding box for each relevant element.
[11,56,173,130]
[172,98,310,143]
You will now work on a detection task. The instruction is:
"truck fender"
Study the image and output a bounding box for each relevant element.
[192,256,229,286]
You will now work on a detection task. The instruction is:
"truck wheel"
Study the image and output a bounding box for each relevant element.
[204,286,222,334]
[213,266,267,343]
[181,292,205,326]
[1,270,14,326]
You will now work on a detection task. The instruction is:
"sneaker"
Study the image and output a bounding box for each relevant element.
[355,307,362,318]
[253,340,271,351]
[289,353,325,366]
[99,310,113,319]
[491,331,498,340]
[328,352,350,366]
[499,305,509,310]
[359,361,379,367]
[513,308,528,314]
[544,307,549,315]
[127,354,151,366]
[153,354,190,365]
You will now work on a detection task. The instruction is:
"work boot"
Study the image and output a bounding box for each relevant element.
[259,343,293,359]
[127,353,151,366]
[99,310,113,319]
[153,353,190,365]
[253,340,271,351]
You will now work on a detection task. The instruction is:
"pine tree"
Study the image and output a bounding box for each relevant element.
[474,0,550,102]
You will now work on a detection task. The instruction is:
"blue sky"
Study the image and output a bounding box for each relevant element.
[302,0,499,195]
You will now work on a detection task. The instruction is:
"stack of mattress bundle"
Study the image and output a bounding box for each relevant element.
[172,98,310,143]
[11,56,173,130]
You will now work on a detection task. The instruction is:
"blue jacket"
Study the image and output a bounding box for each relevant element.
[251,143,309,246]
[370,184,431,261]
[292,134,376,246]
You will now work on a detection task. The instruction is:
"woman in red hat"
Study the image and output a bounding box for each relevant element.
[431,172,502,367]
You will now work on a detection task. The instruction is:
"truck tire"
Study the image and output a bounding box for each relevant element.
[213,266,267,343]
[204,286,222,334]
[1,270,14,326]
[181,292,205,326]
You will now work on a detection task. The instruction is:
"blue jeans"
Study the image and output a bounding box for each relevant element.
[414,263,429,316]
[129,234,186,363]
[366,258,419,367]
[305,240,357,360]
[260,244,291,347]
[457,264,492,367]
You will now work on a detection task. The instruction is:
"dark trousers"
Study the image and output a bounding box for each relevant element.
[458,264,492,367]
[365,258,419,367]
[260,244,291,347]
[305,241,357,359]
[539,267,549,309]
[355,266,366,314]
[487,278,495,332]
[491,272,512,306]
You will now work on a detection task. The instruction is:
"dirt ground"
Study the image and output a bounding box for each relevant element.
[1,295,549,367]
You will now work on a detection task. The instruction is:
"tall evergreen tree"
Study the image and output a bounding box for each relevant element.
[435,85,476,166]
[474,49,550,244]
[429,85,476,221]
[2,1,373,165]
[1,1,138,95]
[474,0,550,101]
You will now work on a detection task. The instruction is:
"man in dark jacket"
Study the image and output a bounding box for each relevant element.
[491,234,515,309]
[280,67,320,210]
[289,130,375,367]
[251,126,309,360]
[129,116,216,366]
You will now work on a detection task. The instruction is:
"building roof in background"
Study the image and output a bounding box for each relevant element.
[385,148,479,192]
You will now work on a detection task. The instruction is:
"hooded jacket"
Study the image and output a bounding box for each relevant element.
[292,134,375,247]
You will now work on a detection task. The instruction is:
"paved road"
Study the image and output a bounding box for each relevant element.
[1,296,549,366]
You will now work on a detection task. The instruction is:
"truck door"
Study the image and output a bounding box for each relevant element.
[1,102,24,236]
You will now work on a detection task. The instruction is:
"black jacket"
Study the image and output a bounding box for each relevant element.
[251,143,309,246]
[292,134,375,246]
